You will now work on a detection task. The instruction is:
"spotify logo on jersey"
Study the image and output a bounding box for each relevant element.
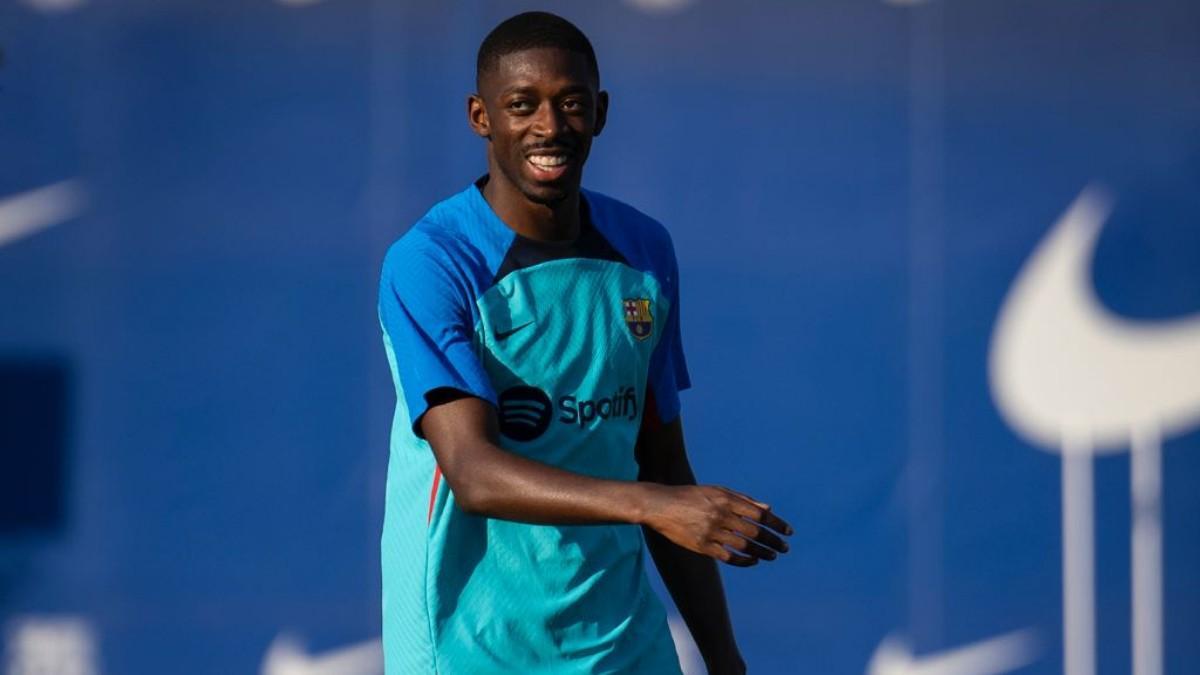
[498,384,641,441]
[497,385,553,441]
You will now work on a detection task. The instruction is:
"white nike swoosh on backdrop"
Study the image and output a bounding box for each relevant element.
[867,630,1039,675]
[0,180,86,250]
[989,185,1200,452]
[260,634,383,675]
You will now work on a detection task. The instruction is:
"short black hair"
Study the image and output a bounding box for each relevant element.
[476,11,599,90]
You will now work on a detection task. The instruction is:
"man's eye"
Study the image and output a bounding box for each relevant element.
[561,99,585,112]
[508,100,533,112]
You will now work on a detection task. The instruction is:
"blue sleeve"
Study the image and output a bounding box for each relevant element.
[647,238,691,423]
[379,234,496,436]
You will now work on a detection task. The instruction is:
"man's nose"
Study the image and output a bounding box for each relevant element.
[530,101,567,139]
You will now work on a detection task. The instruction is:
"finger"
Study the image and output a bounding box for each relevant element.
[718,486,769,510]
[755,509,794,537]
[714,530,777,562]
[725,496,767,520]
[708,542,759,567]
[726,517,789,554]
[725,499,794,537]
[739,535,781,561]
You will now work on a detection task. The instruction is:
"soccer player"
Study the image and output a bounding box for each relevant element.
[377,11,792,674]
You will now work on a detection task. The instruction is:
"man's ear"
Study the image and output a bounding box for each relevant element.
[593,90,609,138]
[467,94,490,139]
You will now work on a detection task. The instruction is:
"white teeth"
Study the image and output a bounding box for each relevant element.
[528,155,567,168]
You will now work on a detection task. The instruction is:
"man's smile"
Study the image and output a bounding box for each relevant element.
[526,149,573,181]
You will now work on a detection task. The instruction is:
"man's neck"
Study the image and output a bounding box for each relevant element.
[481,171,581,243]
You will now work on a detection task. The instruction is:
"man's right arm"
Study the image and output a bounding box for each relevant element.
[420,390,787,565]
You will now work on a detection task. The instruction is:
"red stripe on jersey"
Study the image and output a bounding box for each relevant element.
[427,465,442,525]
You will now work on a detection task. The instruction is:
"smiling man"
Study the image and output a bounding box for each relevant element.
[377,11,791,674]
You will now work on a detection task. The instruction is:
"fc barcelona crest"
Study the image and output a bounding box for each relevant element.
[622,298,653,341]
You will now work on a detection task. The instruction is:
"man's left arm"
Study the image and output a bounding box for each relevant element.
[636,414,791,675]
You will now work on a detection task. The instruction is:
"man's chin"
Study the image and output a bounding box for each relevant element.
[520,182,573,206]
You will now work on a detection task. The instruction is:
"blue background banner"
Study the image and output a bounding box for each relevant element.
[2,1,1198,673]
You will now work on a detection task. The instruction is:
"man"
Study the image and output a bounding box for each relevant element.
[378,11,791,674]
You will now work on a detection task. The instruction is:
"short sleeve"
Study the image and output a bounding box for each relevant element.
[646,240,691,423]
[379,235,497,436]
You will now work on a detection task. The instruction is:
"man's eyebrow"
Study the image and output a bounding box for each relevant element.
[499,85,537,96]
[498,84,593,97]
[556,84,592,96]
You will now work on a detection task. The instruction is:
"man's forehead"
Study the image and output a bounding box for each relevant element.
[482,47,597,94]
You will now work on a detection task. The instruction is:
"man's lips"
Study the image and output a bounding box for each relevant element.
[525,150,573,181]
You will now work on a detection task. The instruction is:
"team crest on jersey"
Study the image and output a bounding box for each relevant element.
[622,298,653,341]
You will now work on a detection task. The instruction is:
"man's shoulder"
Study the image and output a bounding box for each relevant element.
[584,189,677,281]
[584,188,673,249]
[382,187,492,280]
[382,220,460,284]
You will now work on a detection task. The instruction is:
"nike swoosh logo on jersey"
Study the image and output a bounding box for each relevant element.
[494,321,535,341]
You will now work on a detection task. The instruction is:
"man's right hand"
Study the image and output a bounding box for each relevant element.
[640,484,793,566]
[422,393,792,567]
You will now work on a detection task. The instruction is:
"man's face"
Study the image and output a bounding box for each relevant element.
[470,47,608,205]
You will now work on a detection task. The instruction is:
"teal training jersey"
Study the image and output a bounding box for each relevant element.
[378,179,691,674]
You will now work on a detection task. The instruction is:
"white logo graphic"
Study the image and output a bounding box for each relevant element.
[5,616,100,675]
[16,0,88,13]
[0,180,86,249]
[260,634,382,675]
[623,0,695,14]
[868,630,1038,675]
[989,186,1200,675]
